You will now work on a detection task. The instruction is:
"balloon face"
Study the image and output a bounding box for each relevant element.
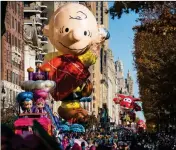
[23,100,33,109]
[113,94,141,111]
[44,3,99,55]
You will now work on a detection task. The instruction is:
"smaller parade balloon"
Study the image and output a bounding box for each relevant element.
[16,92,33,113]
[80,97,92,102]
[70,124,85,133]
[58,124,70,132]
[137,120,146,130]
[114,94,142,111]
[33,89,48,100]
[16,92,33,104]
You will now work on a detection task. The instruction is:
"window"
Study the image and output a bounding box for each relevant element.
[104,51,107,66]
[13,91,16,103]
[7,70,9,81]
[93,103,95,108]
[12,17,14,28]
[16,74,19,85]
[100,48,103,73]
[18,39,20,49]
[14,2,17,14]
[10,90,13,103]
[16,20,18,31]
[17,4,20,15]
[15,37,17,47]
[12,72,15,83]
[18,22,20,33]
[93,88,95,93]
[9,32,11,46]
[14,19,16,30]
[12,35,15,46]
[6,31,9,43]
[92,66,94,70]
[7,51,9,62]
[15,73,18,85]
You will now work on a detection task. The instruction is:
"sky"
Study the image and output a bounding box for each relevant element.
[108,2,140,97]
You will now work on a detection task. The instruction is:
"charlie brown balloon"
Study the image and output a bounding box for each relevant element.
[42,3,109,66]
[40,3,109,122]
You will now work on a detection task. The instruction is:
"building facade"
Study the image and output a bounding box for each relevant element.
[115,59,134,96]
[23,2,48,80]
[94,2,109,117]
[107,49,116,122]
[1,2,24,109]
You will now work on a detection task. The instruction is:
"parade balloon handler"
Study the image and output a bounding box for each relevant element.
[39,3,110,123]
[16,92,34,114]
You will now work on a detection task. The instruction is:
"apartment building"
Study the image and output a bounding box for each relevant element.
[23,2,48,80]
[1,2,24,109]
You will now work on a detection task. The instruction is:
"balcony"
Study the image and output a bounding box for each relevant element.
[24,4,42,13]
[40,16,48,20]
[12,46,21,57]
[41,52,47,55]
[40,3,47,8]
[39,36,48,44]
[35,54,44,63]
[35,18,42,26]
[24,18,34,25]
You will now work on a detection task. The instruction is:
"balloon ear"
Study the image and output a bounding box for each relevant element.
[117,94,126,99]
[113,98,120,104]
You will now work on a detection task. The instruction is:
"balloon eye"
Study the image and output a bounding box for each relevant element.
[65,28,69,32]
[84,31,87,36]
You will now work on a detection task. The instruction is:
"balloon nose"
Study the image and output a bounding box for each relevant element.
[69,29,83,42]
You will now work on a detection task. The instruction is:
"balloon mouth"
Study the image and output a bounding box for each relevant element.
[121,106,133,111]
[59,42,89,52]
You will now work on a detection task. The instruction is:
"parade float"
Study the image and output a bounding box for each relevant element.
[14,3,109,137]
[14,66,56,136]
[113,94,146,132]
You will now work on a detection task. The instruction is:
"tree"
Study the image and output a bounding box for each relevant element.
[109,2,176,125]
[108,1,176,19]
[1,106,18,129]
[85,112,98,130]
[133,8,176,125]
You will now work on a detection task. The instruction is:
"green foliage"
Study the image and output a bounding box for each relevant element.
[85,113,98,129]
[1,106,18,130]
[133,8,176,124]
[109,0,176,126]
[108,2,176,19]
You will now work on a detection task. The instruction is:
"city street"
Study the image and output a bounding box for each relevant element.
[1,1,176,150]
